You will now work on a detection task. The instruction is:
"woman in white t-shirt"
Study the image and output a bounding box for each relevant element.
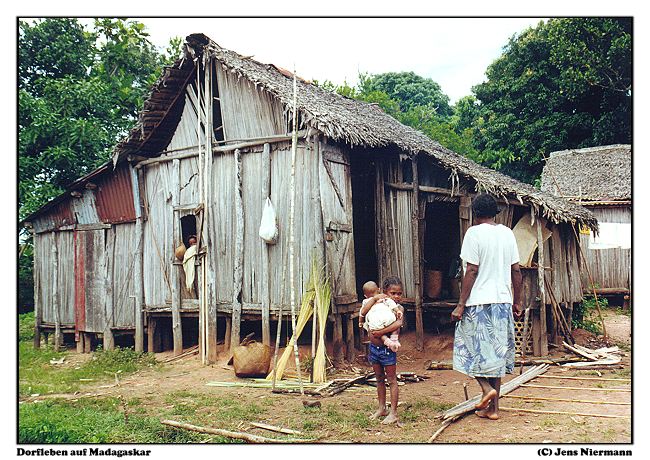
[451,193,524,420]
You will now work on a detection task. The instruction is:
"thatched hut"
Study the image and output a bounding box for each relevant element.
[23,33,597,361]
[542,145,631,298]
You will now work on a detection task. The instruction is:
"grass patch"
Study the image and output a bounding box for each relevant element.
[19,311,35,342]
[19,342,158,397]
[19,398,211,443]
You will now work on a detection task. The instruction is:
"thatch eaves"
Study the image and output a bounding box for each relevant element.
[541,145,631,202]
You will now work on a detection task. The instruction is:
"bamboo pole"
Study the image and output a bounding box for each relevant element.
[520,384,630,392]
[287,68,304,395]
[498,407,629,419]
[535,375,630,382]
[161,420,314,443]
[502,394,630,405]
[249,422,303,436]
[536,219,549,356]
[261,142,272,348]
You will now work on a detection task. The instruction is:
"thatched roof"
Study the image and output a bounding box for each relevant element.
[541,145,631,202]
[107,33,597,230]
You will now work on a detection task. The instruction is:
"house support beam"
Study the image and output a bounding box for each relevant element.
[412,156,424,351]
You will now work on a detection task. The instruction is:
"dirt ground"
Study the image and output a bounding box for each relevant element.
[32,310,632,443]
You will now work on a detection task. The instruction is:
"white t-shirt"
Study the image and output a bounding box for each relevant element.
[460,223,520,306]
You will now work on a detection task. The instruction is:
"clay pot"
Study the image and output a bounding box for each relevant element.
[175,243,187,261]
[424,270,443,299]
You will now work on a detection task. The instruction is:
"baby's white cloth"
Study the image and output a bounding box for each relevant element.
[362,298,399,331]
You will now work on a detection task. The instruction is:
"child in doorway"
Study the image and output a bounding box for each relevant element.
[359,281,401,352]
[359,276,405,425]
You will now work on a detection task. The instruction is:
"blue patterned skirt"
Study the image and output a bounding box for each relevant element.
[453,303,515,378]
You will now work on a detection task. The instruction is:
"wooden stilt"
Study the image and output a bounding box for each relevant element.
[333,313,344,365]
[76,333,85,353]
[147,317,157,353]
[224,316,232,352]
[103,328,115,351]
[83,332,92,353]
[345,314,356,363]
[34,326,41,349]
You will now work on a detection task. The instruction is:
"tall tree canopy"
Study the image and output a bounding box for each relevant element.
[471,18,631,183]
[18,18,181,310]
[19,18,182,222]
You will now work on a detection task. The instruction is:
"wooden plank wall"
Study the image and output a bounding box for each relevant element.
[111,223,138,327]
[579,206,631,290]
[376,155,416,299]
[215,64,287,140]
[318,141,356,300]
[55,231,75,325]
[35,231,75,326]
[80,229,107,333]
[209,141,325,314]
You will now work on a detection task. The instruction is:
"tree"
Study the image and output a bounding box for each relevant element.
[472,18,631,183]
[360,71,453,117]
[18,18,182,311]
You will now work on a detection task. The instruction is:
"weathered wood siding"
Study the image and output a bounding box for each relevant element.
[167,91,201,153]
[35,231,75,326]
[580,206,631,290]
[110,223,138,327]
[75,229,107,333]
[376,155,416,299]
[319,141,356,301]
[215,63,287,140]
[142,161,175,307]
[209,141,326,313]
[544,223,583,304]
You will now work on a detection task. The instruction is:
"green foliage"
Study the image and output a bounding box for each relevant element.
[361,71,453,117]
[19,398,209,443]
[18,311,35,342]
[573,295,608,334]
[471,18,631,183]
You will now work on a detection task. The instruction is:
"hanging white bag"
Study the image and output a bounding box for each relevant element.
[258,197,278,244]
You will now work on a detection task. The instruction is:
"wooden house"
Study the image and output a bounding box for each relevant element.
[23,34,598,361]
[542,145,631,299]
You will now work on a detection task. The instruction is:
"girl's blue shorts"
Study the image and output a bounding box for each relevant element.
[368,343,397,366]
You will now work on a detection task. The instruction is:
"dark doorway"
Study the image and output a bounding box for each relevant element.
[423,200,461,300]
[350,154,378,300]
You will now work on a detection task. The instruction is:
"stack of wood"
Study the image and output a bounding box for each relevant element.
[562,342,622,368]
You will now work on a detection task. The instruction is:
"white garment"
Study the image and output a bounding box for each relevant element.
[362,297,399,331]
[460,223,520,306]
[182,244,197,291]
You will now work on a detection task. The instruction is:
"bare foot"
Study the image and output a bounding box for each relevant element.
[475,389,497,410]
[381,412,399,425]
[370,408,389,420]
[475,409,499,420]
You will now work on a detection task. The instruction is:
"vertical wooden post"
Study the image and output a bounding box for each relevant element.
[83,332,92,353]
[374,162,385,285]
[103,227,115,351]
[52,239,62,351]
[411,155,424,351]
[224,316,232,352]
[33,238,41,349]
[76,333,85,354]
[171,159,183,356]
[537,219,549,356]
[231,148,244,351]
[147,317,157,353]
[345,313,356,363]
[133,167,145,353]
[261,142,272,347]
[333,313,344,365]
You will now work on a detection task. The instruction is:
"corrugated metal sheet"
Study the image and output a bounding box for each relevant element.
[32,201,74,233]
[94,164,136,224]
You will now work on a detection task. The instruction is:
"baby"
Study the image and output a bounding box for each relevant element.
[359,281,401,352]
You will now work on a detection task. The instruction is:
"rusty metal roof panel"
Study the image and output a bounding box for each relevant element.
[94,164,136,224]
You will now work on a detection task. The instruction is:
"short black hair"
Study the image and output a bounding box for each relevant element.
[471,193,500,218]
[382,276,403,291]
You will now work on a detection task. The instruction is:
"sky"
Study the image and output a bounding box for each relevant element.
[98,17,545,104]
